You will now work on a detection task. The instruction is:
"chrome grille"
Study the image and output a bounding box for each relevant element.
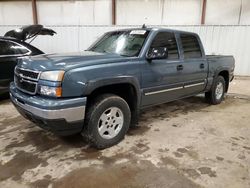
[14,67,41,95]
[15,67,40,81]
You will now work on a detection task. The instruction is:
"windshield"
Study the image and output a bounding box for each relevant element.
[88,30,149,57]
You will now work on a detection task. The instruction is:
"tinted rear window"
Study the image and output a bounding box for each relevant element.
[180,34,202,59]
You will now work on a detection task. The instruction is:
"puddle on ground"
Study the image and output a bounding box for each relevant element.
[183,168,201,179]
[0,151,44,181]
[174,148,199,160]
[198,167,217,177]
[160,156,180,168]
[216,156,224,161]
[0,116,27,133]
[52,160,201,188]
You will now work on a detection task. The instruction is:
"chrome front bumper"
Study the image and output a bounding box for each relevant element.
[9,82,86,123]
[11,95,85,122]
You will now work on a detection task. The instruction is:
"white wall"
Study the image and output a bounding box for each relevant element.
[240,0,250,25]
[162,0,202,25]
[116,0,250,25]
[37,0,112,25]
[0,1,33,25]
[117,0,163,25]
[117,0,203,25]
[205,0,250,25]
[205,0,242,25]
[0,0,250,25]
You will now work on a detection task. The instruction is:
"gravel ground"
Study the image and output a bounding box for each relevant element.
[0,78,249,188]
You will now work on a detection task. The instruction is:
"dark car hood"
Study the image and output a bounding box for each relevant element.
[18,51,132,71]
[4,25,56,41]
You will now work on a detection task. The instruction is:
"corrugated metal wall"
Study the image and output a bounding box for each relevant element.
[116,0,203,25]
[0,1,33,25]
[0,25,249,76]
[1,0,250,25]
[116,0,250,25]
[36,1,112,25]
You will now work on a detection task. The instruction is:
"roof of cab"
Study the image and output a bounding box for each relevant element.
[108,27,198,36]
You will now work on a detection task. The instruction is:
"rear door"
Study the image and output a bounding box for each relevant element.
[178,34,208,96]
[141,31,184,107]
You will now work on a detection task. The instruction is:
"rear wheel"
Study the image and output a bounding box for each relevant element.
[205,76,226,105]
[82,94,131,149]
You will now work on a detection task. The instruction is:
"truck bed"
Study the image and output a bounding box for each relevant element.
[206,55,234,66]
[206,55,235,82]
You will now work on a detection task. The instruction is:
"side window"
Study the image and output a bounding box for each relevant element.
[0,40,29,56]
[149,32,179,59]
[9,42,29,55]
[0,41,12,55]
[180,34,202,59]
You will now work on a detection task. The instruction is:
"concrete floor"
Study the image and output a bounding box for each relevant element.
[0,78,250,188]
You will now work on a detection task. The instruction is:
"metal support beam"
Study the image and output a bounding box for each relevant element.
[112,0,116,25]
[201,0,207,25]
[31,0,38,24]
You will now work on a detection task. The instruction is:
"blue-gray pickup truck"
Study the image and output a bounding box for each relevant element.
[10,27,235,149]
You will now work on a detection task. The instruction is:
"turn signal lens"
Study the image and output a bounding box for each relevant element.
[39,86,62,97]
[55,87,62,97]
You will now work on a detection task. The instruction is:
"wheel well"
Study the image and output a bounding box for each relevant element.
[86,83,138,122]
[218,71,229,92]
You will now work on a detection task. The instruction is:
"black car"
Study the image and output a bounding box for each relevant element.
[0,25,56,95]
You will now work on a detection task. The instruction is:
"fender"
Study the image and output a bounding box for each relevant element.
[214,67,230,78]
[84,76,141,104]
[205,66,230,92]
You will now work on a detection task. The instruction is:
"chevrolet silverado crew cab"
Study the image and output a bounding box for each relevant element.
[10,28,235,149]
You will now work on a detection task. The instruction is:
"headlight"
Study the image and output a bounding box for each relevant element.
[39,85,62,97]
[40,71,65,82]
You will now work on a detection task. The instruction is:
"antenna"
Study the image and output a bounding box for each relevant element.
[142,24,146,29]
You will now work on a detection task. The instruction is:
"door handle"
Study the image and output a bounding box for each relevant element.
[177,65,183,71]
[200,63,205,69]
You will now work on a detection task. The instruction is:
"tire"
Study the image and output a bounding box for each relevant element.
[205,76,226,105]
[81,94,131,149]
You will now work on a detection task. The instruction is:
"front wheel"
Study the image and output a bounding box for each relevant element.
[82,94,131,149]
[205,76,226,105]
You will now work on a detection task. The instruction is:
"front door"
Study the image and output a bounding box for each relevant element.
[141,31,184,107]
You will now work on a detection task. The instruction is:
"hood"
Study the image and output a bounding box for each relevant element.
[18,51,132,71]
[4,25,56,41]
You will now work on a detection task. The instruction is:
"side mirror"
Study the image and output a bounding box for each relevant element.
[146,47,168,60]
